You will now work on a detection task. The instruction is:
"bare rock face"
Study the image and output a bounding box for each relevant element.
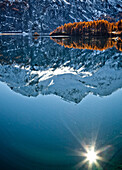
[0,0,122,33]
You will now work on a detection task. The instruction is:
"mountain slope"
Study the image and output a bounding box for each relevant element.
[0,0,122,33]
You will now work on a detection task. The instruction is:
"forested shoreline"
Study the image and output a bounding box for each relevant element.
[50,20,122,36]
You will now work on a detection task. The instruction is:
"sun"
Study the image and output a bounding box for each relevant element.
[80,145,102,169]
[74,143,111,169]
[86,146,97,164]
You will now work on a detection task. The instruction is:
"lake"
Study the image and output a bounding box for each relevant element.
[0,35,122,170]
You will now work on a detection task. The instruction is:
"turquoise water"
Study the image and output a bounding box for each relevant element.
[0,36,122,169]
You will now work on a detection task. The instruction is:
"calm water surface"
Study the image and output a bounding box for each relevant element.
[0,35,122,169]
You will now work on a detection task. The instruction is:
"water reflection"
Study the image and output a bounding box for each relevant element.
[51,36,122,52]
[0,35,122,103]
[0,35,122,169]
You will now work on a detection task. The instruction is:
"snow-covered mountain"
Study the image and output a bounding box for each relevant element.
[0,0,122,33]
[0,36,122,103]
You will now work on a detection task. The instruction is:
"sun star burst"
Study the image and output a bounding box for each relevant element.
[74,143,111,169]
[86,147,97,164]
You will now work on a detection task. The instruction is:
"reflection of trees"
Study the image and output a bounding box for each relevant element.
[0,36,121,71]
[51,36,122,52]
[0,36,122,102]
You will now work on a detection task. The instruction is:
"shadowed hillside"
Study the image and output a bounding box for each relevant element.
[0,0,122,33]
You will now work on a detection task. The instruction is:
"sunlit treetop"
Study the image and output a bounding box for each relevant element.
[50,20,122,36]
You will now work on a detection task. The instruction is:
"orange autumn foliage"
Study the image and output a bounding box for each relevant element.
[50,20,122,36]
[51,37,122,52]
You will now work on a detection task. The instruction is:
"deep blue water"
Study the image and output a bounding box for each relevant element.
[0,35,122,170]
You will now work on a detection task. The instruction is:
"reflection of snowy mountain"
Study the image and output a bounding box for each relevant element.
[0,0,122,33]
[0,36,122,103]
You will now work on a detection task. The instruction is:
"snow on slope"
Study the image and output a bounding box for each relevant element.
[0,0,122,32]
[0,60,122,103]
[0,36,122,103]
